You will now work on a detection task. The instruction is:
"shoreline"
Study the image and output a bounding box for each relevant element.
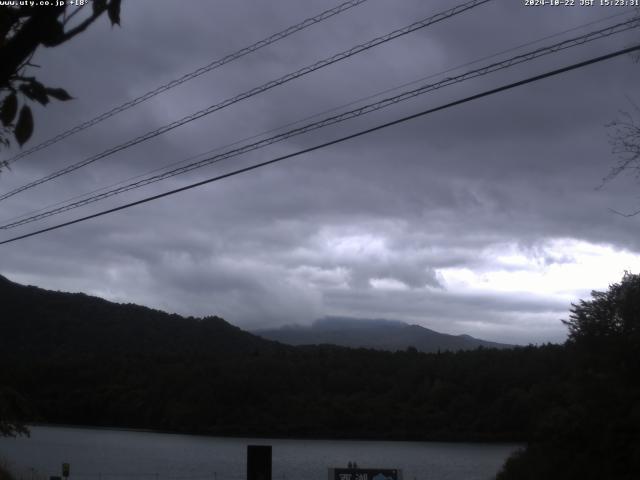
[23,423,524,446]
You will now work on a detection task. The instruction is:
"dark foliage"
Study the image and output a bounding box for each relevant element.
[0,387,30,437]
[0,1,120,150]
[498,273,640,480]
[0,274,567,441]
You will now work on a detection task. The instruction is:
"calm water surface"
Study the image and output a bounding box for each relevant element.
[0,426,518,480]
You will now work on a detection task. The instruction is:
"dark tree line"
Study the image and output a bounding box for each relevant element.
[1,273,639,478]
[0,274,567,441]
[497,272,640,479]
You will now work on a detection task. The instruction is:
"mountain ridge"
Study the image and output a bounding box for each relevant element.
[0,273,278,358]
[254,316,513,352]
[0,272,572,443]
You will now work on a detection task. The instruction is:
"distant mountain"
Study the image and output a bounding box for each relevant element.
[1,273,573,443]
[254,316,512,352]
[0,274,277,358]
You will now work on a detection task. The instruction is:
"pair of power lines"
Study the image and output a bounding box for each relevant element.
[0,0,638,245]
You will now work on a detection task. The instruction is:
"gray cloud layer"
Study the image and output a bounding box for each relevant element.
[2,0,640,344]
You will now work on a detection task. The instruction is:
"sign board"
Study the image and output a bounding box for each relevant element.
[329,468,401,480]
[62,463,70,478]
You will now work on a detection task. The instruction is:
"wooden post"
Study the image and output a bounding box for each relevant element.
[247,445,272,480]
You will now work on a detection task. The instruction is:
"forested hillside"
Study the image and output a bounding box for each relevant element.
[1,274,562,440]
[1,274,638,478]
[0,274,274,358]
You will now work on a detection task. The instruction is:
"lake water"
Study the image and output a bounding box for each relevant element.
[0,426,519,480]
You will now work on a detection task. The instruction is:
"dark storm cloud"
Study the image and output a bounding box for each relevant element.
[2,0,640,344]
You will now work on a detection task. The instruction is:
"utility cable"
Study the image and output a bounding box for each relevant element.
[2,0,371,165]
[4,9,630,227]
[0,0,491,203]
[2,16,637,230]
[1,44,638,246]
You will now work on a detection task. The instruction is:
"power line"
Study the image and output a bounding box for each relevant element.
[0,0,491,203]
[2,16,637,230]
[2,0,371,166]
[1,44,638,247]
[5,9,630,228]
[4,16,636,228]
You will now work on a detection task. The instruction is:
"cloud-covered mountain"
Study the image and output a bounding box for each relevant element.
[254,316,513,352]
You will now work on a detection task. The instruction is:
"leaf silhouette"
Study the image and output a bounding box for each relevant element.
[1,93,18,126]
[39,18,65,46]
[108,0,121,25]
[46,88,73,101]
[15,105,34,147]
[93,0,107,15]
[20,81,49,105]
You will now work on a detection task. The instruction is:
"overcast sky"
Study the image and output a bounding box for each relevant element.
[2,0,640,344]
